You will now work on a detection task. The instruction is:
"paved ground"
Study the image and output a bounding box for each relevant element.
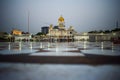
[0,42,120,65]
[0,42,120,80]
[0,54,120,65]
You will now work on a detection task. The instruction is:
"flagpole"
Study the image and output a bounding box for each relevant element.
[28,10,30,33]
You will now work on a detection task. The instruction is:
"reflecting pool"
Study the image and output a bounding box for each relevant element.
[0,41,120,80]
[0,41,120,56]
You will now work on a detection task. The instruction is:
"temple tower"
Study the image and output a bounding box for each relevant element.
[58,15,65,29]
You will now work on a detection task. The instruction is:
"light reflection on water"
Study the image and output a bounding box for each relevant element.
[0,41,120,80]
[40,42,42,48]
[101,42,104,51]
[83,41,87,49]
[8,42,11,50]
[81,41,120,56]
[0,41,120,56]
[112,42,114,52]
[19,42,21,51]
[0,63,120,80]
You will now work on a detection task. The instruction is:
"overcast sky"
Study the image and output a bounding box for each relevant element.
[0,0,120,34]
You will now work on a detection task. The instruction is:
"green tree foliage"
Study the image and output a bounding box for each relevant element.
[111,28,120,32]
[88,28,120,33]
[36,32,46,35]
[104,30,110,33]
[3,32,8,35]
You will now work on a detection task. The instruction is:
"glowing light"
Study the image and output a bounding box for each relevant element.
[112,42,114,52]
[47,42,50,50]
[113,33,116,36]
[30,42,33,51]
[8,42,11,50]
[19,42,22,51]
[55,47,59,52]
[48,42,50,47]
[65,47,68,51]
[83,41,87,49]
[101,42,104,51]
[55,43,59,52]
[40,43,42,48]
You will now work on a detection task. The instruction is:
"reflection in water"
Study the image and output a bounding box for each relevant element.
[65,47,68,51]
[8,42,11,50]
[40,43,42,48]
[30,42,33,51]
[48,42,50,47]
[19,42,22,51]
[55,43,58,52]
[1,41,120,56]
[112,42,114,52]
[47,42,50,50]
[101,42,104,51]
[19,42,21,51]
[83,41,87,49]
[56,47,58,52]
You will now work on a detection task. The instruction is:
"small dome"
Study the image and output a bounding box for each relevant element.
[49,24,53,29]
[68,26,74,30]
[58,16,64,22]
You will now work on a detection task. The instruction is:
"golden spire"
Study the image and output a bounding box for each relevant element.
[58,15,64,22]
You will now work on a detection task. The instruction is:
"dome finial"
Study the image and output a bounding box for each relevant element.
[58,15,64,22]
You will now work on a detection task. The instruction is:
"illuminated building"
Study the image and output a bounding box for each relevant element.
[47,15,77,42]
[11,29,32,41]
[11,29,22,35]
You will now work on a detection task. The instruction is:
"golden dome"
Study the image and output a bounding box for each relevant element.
[58,16,64,22]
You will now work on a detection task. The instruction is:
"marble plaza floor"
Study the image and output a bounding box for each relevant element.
[0,41,120,56]
[0,41,120,80]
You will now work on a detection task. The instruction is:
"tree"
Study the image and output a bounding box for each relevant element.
[111,28,120,32]
[98,30,103,33]
[88,30,98,33]
[4,32,8,35]
[36,32,45,35]
[104,30,110,33]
